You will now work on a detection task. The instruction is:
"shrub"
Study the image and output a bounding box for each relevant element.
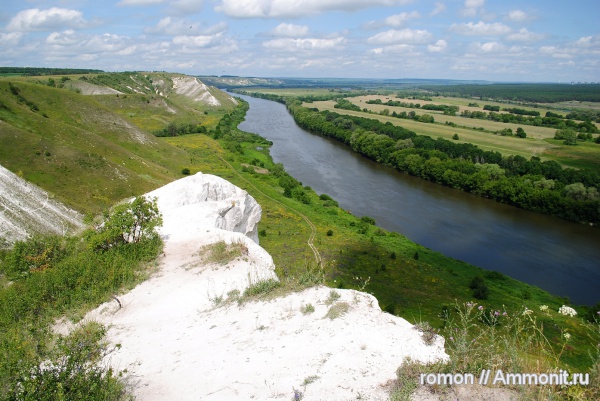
[85,196,162,252]
[469,275,489,300]
[181,168,191,175]
[326,229,333,236]
[452,133,459,140]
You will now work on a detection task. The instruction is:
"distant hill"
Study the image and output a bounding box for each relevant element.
[0,72,237,216]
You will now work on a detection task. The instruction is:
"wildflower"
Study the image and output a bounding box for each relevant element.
[558,305,577,317]
[449,336,454,341]
[478,305,484,311]
[494,311,499,316]
[539,305,548,312]
[502,311,507,316]
[563,332,571,341]
[466,302,474,308]
[523,308,533,316]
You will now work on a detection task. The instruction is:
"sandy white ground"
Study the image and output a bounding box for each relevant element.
[67,173,448,400]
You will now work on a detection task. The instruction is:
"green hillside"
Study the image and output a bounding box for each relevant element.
[0,73,235,215]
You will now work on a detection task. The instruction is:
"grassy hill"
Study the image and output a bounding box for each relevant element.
[0,73,236,215]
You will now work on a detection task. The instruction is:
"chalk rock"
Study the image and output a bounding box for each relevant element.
[145,172,262,243]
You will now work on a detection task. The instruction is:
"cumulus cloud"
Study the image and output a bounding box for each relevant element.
[506,10,531,22]
[461,0,485,18]
[271,23,309,37]
[574,35,600,48]
[506,28,544,43]
[370,44,417,55]
[263,37,346,51]
[368,28,432,45]
[430,2,446,16]
[145,17,226,36]
[450,21,511,36]
[7,8,88,32]
[0,32,23,46]
[384,12,420,27]
[217,0,414,18]
[428,39,447,52]
[475,41,505,53]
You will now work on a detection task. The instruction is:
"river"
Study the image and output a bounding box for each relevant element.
[233,92,600,305]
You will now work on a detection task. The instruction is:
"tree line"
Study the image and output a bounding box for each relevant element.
[286,100,599,225]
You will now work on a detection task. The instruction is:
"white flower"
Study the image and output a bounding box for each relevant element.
[563,332,572,341]
[522,308,533,316]
[558,305,577,317]
[539,305,548,312]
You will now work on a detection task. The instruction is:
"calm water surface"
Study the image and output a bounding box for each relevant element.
[234,93,600,305]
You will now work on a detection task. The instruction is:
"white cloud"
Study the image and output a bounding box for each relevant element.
[370,44,417,55]
[574,35,600,49]
[145,17,226,36]
[506,10,530,22]
[506,28,544,43]
[272,23,309,37]
[263,37,346,51]
[461,0,485,17]
[450,21,511,36]
[428,39,447,52]
[7,8,88,32]
[384,11,420,27]
[173,34,221,48]
[0,32,23,46]
[475,41,504,53]
[118,0,165,6]
[216,0,414,18]
[430,2,446,16]
[368,28,432,45]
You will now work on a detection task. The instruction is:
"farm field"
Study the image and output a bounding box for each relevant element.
[305,99,600,170]
[309,100,558,159]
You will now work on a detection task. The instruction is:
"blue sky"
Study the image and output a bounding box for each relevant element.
[1,0,599,82]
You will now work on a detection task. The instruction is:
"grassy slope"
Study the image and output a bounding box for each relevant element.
[0,76,233,215]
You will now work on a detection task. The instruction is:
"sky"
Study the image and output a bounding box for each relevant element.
[1,0,599,82]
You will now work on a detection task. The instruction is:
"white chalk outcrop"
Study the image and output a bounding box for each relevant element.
[75,172,448,401]
[172,76,222,106]
[0,164,84,245]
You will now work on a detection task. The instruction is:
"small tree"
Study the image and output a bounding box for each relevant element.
[452,133,459,140]
[516,127,527,138]
[87,196,162,251]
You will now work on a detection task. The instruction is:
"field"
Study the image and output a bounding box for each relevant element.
[302,97,600,170]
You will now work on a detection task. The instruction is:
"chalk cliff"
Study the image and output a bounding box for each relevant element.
[72,172,448,401]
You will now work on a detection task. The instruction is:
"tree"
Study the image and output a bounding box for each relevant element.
[452,134,459,140]
[516,127,527,138]
[86,196,162,251]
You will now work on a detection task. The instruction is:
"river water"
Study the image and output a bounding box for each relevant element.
[234,93,600,305]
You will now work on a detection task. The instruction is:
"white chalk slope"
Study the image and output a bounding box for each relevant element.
[0,164,84,245]
[80,173,448,401]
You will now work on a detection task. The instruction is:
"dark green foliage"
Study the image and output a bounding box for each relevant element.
[391,251,397,259]
[470,276,490,300]
[334,98,361,112]
[3,235,68,280]
[326,229,333,236]
[181,167,191,175]
[516,127,527,138]
[452,134,459,140]
[0,67,103,76]
[259,229,267,237]
[360,216,376,225]
[154,122,207,137]
[413,251,419,261]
